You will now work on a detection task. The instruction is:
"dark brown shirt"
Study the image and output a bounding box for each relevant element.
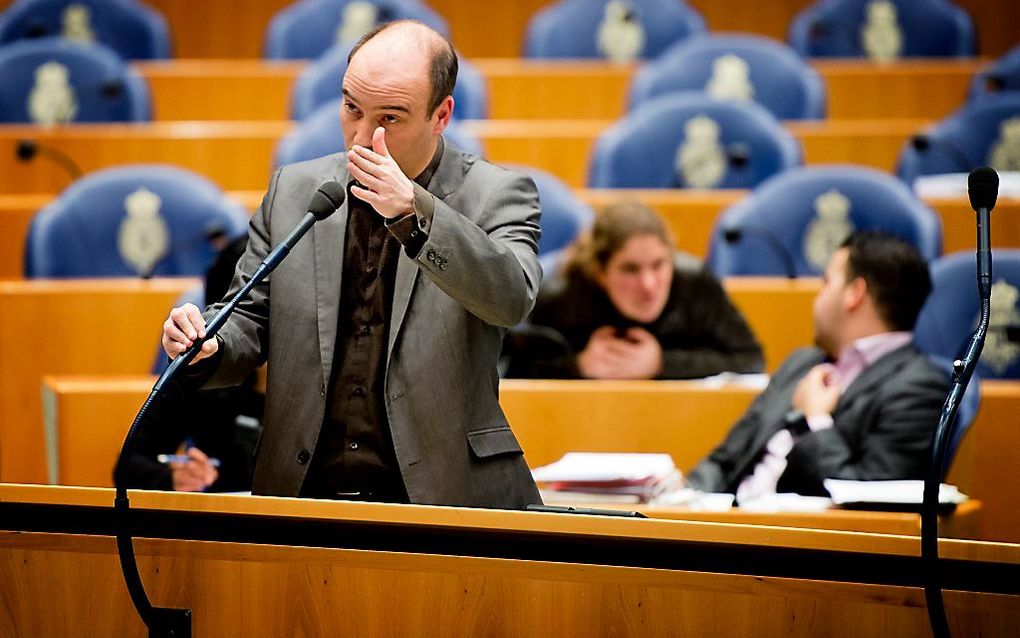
[301,140,443,500]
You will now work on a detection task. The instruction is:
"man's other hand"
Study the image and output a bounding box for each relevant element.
[347,126,415,219]
[162,303,218,363]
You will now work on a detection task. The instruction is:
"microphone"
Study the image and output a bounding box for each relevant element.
[722,225,797,279]
[910,134,973,174]
[969,166,998,301]
[112,181,345,636]
[921,166,998,638]
[15,139,83,181]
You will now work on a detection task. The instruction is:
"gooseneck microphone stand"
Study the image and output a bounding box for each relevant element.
[112,182,345,637]
[921,166,998,638]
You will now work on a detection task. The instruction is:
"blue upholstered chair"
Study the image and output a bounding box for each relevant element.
[504,165,593,255]
[274,97,483,166]
[524,0,704,60]
[969,44,1020,102]
[707,165,942,277]
[291,44,488,120]
[0,38,149,123]
[629,34,826,120]
[0,0,170,59]
[896,94,1020,185]
[25,165,249,278]
[588,92,801,189]
[788,0,975,59]
[915,251,1020,380]
[264,0,448,60]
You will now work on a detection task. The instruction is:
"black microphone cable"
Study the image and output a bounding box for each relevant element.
[111,181,345,637]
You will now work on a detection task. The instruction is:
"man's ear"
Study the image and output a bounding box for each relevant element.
[431,95,454,134]
[843,276,868,312]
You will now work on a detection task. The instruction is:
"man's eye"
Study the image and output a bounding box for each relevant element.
[383,115,399,124]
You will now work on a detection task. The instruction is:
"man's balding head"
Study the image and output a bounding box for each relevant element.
[348,20,458,117]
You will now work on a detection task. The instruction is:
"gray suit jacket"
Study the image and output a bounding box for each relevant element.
[686,344,949,496]
[200,142,543,509]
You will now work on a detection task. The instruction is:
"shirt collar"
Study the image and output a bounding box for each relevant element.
[413,136,444,188]
[840,331,914,368]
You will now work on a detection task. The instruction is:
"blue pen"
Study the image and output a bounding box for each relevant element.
[157,454,222,468]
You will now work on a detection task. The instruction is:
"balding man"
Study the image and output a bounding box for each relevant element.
[161,22,542,508]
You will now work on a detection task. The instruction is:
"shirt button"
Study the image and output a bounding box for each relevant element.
[352,386,364,397]
[349,441,359,451]
[410,230,419,238]
[297,449,310,465]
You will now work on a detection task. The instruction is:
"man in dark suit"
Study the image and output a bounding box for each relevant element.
[160,21,542,508]
[686,231,948,501]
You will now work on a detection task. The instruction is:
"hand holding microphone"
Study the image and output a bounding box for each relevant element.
[159,181,346,364]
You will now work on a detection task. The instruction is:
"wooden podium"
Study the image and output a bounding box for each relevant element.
[2,484,1017,637]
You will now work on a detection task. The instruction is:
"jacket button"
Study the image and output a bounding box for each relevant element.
[426,249,436,261]
[297,449,310,465]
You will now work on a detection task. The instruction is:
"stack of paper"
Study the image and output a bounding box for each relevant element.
[532,453,680,503]
[823,479,969,506]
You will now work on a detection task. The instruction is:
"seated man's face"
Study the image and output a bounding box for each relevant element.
[598,234,674,324]
[813,247,851,356]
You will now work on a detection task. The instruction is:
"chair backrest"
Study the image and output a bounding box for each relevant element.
[274,97,483,167]
[503,164,594,255]
[927,355,980,474]
[915,250,1020,380]
[896,94,1020,185]
[629,33,826,120]
[707,164,942,276]
[25,165,250,278]
[524,0,705,60]
[291,44,488,120]
[970,44,1020,102]
[0,37,149,123]
[588,92,801,189]
[264,0,448,60]
[788,0,975,59]
[0,0,170,59]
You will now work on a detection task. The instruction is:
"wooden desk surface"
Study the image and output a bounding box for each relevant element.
[2,482,1017,637]
[31,374,1020,544]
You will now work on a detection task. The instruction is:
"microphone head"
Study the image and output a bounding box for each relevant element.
[308,181,346,220]
[910,134,931,152]
[968,166,999,212]
[722,227,743,243]
[15,139,37,161]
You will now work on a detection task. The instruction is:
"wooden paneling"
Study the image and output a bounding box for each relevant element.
[0,122,289,193]
[138,59,304,121]
[128,58,980,122]
[0,279,199,484]
[1,0,1014,59]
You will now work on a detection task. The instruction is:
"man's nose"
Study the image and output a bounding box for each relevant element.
[351,121,375,148]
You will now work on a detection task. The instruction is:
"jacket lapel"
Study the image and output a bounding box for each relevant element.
[386,140,466,357]
[313,158,348,385]
[836,344,916,412]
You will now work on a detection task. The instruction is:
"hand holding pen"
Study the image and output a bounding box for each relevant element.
[159,441,220,492]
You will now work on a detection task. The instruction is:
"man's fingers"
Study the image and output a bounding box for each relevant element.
[350,184,380,205]
[183,303,206,339]
[352,143,387,165]
[347,159,383,190]
[163,318,192,348]
[371,126,389,157]
[347,148,384,177]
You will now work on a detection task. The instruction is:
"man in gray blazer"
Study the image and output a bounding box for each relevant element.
[161,21,542,508]
[687,231,949,500]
